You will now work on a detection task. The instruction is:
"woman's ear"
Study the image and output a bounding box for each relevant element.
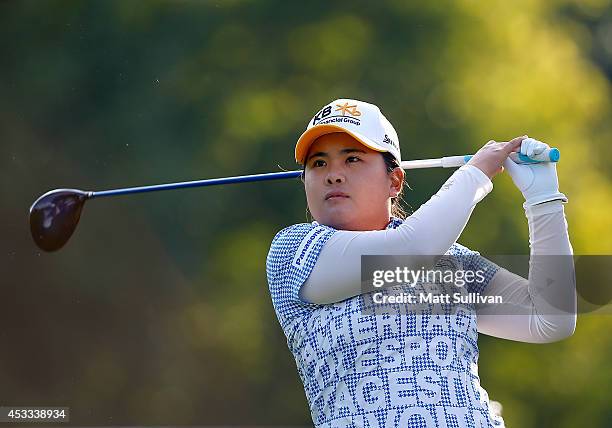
[389,167,404,197]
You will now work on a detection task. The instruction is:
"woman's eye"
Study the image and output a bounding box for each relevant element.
[311,157,359,167]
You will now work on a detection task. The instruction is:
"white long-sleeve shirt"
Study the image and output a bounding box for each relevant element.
[299,168,576,343]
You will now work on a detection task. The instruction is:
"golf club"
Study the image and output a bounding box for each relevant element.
[29,148,560,252]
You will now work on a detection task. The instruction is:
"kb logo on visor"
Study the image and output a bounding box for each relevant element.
[312,102,362,125]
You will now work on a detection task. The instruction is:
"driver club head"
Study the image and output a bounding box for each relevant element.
[29,189,91,252]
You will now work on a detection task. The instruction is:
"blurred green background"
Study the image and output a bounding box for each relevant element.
[2,0,611,426]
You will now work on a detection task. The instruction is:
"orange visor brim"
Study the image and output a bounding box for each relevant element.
[295,124,385,165]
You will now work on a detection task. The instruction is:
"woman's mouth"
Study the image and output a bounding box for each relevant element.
[325,191,349,200]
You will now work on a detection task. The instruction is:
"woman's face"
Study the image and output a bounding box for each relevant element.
[302,133,404,231]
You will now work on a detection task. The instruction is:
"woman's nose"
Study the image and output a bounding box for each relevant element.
[326,171,345,184]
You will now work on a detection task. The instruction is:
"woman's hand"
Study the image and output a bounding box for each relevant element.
[467,136,526,179]
[503,138,568,206]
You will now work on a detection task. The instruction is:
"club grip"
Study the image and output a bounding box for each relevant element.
[458,147,560,167]
[508,147,560,164]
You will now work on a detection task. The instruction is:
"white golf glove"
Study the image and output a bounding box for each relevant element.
[503,137,568,207]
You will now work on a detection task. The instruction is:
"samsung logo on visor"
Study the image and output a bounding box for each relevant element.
[383,134,399,150]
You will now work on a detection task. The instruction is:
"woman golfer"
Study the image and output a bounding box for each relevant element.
[266,99,575,427]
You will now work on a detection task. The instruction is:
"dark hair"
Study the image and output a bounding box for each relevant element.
[300,151,411,221]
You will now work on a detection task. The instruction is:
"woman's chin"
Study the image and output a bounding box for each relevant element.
[317,211,356,230]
